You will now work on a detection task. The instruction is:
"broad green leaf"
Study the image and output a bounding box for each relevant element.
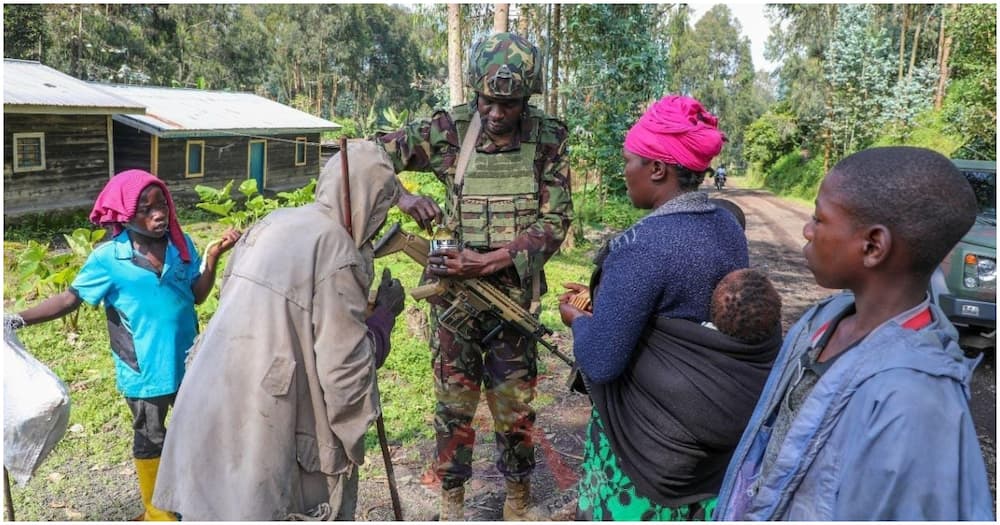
[196,202,235,217]
[245,195,265,212]
[238,179,259,197]
[46,267,77,287]
[194,184,221,201]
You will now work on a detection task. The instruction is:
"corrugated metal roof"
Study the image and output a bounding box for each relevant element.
[3,59,146,114]
[102,84,340,138]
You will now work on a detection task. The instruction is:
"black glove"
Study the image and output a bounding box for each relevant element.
[374,268,405,317]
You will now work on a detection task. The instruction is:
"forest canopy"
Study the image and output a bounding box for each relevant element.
[4,3,996,202]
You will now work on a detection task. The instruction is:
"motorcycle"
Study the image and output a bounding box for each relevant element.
[714,170,726,191]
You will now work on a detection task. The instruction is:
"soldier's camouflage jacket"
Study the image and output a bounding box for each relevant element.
[378,101,573,296]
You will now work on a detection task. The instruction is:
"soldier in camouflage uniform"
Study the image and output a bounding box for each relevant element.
[377,32,572,521]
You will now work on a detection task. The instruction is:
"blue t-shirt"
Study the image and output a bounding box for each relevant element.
[71,230,201,398]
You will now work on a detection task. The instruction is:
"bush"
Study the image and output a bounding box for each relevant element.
[871,109,964,157]
[572,189,645,232]
[759,151,826,202]
[743,109,800,171]
[4,209,92,245]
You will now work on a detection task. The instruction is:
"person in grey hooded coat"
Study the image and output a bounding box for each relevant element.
[153,140,404,520]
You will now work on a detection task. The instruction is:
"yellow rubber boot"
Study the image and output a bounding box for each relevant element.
[134,458,177,521]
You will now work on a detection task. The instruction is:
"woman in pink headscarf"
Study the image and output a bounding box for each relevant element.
[557,96,779,520]
[10,170,240,520]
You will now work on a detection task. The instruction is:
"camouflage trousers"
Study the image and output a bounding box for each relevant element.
[429,302,539,491]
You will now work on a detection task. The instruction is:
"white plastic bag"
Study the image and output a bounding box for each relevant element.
[3,317,71,486]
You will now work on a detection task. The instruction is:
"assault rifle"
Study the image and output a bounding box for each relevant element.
[372,222,574,367]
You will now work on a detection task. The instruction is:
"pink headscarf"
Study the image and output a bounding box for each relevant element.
[623,95,726,172]
[89,169,191,262]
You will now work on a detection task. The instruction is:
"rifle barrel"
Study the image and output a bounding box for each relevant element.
[524,328,574,366]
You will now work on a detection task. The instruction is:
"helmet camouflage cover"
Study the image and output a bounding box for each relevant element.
[466,32,543,99]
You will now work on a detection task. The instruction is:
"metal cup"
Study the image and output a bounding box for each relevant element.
[429,238,459,254]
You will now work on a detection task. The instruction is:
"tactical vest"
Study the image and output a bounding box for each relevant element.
[448,104,542,250]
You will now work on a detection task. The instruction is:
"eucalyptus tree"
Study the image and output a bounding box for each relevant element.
[37,4,156,82]
[493,4,509,32]
[156,4,269,90]
[942,3,996,159]
[251,4,437,123]
[766,4,840,168]
[561,3,670,197]
[547,3,563,117]
[823,4,898,157]
[668,4,760,169]
[211,4,270,93]
[3,4,49,61]
[447,4,463,107]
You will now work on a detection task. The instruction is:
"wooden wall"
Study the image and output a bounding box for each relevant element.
[5,118,324,216]
[3,113,111,215]
[127,132,322,200]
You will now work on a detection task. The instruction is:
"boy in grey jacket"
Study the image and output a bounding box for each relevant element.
[716,146,993,520]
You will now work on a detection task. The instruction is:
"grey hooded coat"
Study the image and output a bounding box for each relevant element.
[153,140,400,520]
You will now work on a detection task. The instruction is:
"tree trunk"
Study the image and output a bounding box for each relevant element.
[494,4,509,33]
[448,4,464,107]
[314,56,323,116]
[935,5,951,109]
[907,12,924,81]
[936,5,955,110]
[297,63,305,95]
[518,4,530,35]
[548,4,561,116]
[330,78,339,119]
[898,5,908,84]
[823,90,833,173]
[74,5,83,78]
[316,76,323,117]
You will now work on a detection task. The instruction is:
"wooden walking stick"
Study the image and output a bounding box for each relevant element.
[339,137,353,236]
[376,414,404,521]
[339,137,404,521]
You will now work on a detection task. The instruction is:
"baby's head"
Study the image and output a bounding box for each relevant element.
[711,268,782,345]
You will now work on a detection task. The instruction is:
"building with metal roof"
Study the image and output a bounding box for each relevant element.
[4,59,145,115]
[4,59,146,215]
[4,58,342,215]
[101,84,339,139]
[104,84,340,198]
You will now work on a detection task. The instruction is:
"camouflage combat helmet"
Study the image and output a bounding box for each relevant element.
[466,32,543,99]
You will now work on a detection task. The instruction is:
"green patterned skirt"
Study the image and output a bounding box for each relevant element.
[576,407,717,521]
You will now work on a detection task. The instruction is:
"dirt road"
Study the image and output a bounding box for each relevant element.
[353,185,996,520]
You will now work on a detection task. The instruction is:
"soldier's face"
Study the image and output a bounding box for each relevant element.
[477,95,524,140]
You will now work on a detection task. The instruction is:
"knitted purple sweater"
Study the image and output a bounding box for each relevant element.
[572,194,748,384]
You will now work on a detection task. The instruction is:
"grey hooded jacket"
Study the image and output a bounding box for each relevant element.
[153,141,400,520]
[716,292,993,521]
